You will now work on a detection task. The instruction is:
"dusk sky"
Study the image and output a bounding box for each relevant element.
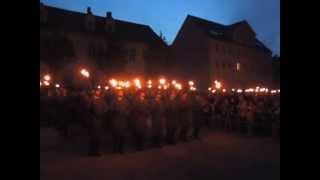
[40,0,280,55]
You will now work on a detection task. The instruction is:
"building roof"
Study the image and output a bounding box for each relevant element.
[40,4,167,48]
[185,15,271,53]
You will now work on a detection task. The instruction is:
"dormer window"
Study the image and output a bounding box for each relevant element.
[209,30,222,36]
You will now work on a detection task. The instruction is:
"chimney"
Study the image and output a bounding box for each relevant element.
[87,7,92,15]
[85,7,95,31]
[105,11,115,32]
[106,11,112,19]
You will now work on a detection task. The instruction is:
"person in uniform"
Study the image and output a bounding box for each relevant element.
[150,93,165,147]
[178,92,192,142]
[110,90,129,154]
[131,91,151,150]
[165,91,179,144]
[191,94,202,140]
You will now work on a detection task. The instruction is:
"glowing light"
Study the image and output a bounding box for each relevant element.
[55,84,60,88]
[190,87,197,91]
[211,90,216,94]
[109,79,118,87]
[164,85,168,90]
[245,88,254,93]
[222,89,226,93]
[237,89,243,93]
[133,78,141,89]
[172,80,176,85]
[124,81,131,88]
[44,81,50,86]
[44,74,51,81]
[159,78,166,85]
[265,88,269,93]
[271,90,277,94]
[158,85,162,89]
[188,81,194,86]
[40,81,42,87]
[277,89,280,93]
[175,83,182,90]
[214,80,222,89]
[104,86,109,90]
[147,80,152,85]
[232,88,235,92]
[97,85,101,89]
[208,87,212,91]
[147,84,152,89]
[80,69,90,78]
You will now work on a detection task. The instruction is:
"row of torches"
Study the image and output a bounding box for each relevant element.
[40,68,280,94]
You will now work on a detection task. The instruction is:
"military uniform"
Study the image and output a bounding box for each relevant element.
[110,97,129,153]
[150,97,165,147]
[178,94,192,142]
[165,95,179,144]
[130,98,150,150]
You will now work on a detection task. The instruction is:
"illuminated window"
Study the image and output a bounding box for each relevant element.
[236,62,241,71]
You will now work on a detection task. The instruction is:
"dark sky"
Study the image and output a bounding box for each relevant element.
[41,0,280,55]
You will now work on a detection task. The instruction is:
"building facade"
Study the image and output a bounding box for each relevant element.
[40,3,168,85]
[171,15,274,89]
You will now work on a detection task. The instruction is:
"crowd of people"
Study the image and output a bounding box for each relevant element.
[40,86,280,156]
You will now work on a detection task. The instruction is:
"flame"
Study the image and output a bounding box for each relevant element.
[44,74,51,81]
[109,79,118,87]
[175,83,182,90]
[214,80,222,89]
[44,81,50,86]
[80,69,90,78]
[159,78,166,85]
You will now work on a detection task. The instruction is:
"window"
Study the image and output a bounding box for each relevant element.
[128,48,136,62]
[236,62,241,71]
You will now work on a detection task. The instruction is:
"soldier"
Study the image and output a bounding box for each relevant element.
[110,91,129,154]
[87,90,106,156]
[246,100,256,137]
[130,92,151,150]
[237,95,248,133]
[191,94,202,140]
[165,91,179,144]
[150,93,165,147]
[178,92,192,142]
[222,98,232,131]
